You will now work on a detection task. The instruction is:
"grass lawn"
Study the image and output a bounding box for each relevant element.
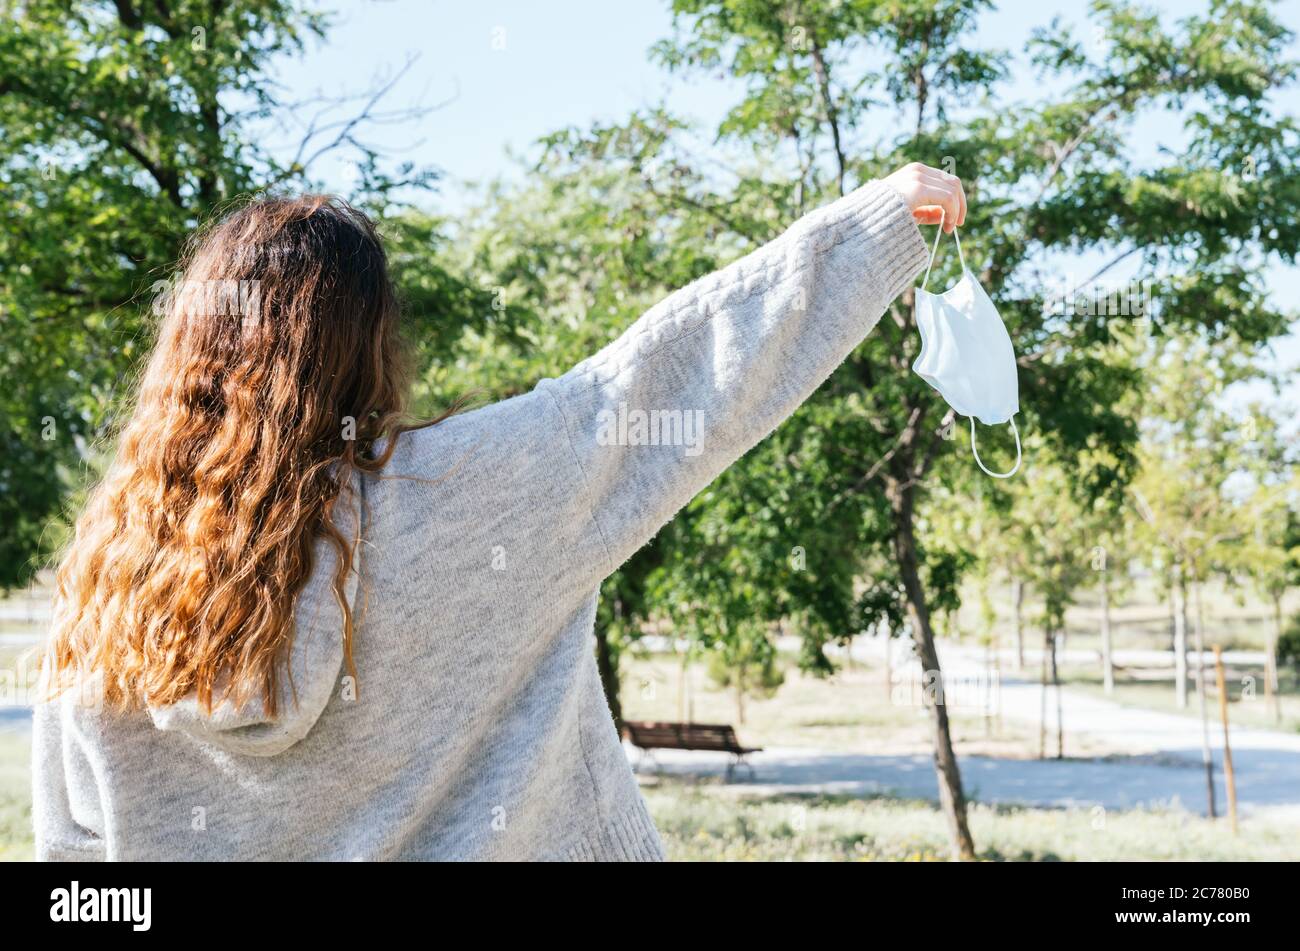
[0,731,32,861]
[645,782,1300,861]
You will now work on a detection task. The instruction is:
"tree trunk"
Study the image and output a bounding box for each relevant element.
[992,642,1002,736]
[1100,569,1115,694]
[1011,576,1025,670]
[1268,596,1282,723]
[1050,629,1063,759]
[1173,575,1189,709]
[593,624,623,735]
[1039,628,1049,760]
[882,621,893,702]
[686,656,696,724]
[984,641,994,737]
[808,40,847,196]
[892,488,976,861]
[1192,581,1216,818]
[677,654,687,722]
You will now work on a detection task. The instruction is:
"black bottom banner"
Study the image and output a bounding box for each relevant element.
[0,859,1282,937]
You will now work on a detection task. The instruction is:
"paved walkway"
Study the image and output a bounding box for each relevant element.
[633,639,1300,818]
[927,641,1300,755]
[632,743,1300,818]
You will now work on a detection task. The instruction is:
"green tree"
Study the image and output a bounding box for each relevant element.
[0,0,492,586]
[1131,333,1274,816]
[997,455,1094,757]
[1132,335,1261,708]
[642,0,1296,858]
[1230,406,1300,721]
[1089,500,1139,696]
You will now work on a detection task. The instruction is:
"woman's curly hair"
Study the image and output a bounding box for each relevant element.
[42,195,450,716]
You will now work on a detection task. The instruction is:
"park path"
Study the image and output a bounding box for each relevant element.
[633,638,1300,819]
[632,744,1300,817]
[929,641,1300,758]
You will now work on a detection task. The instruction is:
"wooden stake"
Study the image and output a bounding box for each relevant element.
[1213,645,1238,835]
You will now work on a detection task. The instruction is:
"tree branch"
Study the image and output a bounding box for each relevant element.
[826,406,924,511]
[808,38,846,197]
[11,78,188,206]
[275,56,453,187]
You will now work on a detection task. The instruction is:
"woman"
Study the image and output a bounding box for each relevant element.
[34,162,966,861]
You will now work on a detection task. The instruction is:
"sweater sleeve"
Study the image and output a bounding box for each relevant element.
[536,180,929,580]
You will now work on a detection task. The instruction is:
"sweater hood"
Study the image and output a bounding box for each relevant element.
[147,475,362,757]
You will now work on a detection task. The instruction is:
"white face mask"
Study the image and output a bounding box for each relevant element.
[912,226,1022,478]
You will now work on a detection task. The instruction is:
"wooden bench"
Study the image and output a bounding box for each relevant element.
[621,721,762,781]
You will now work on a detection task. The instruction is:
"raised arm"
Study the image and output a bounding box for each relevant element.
[536,163,966,580]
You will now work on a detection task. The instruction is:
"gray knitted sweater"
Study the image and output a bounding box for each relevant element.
[33,181,928,861]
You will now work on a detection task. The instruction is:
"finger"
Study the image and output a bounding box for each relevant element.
[913,206,945,225]
[919,182,960,232]
[918,171,966,230]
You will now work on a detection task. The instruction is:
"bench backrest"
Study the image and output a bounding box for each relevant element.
[622,721,743,752]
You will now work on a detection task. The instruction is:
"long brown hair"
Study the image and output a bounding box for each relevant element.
[43,195,444,716]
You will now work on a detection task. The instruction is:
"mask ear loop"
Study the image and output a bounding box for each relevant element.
[970,416,1021,478]
[919,210,967,291]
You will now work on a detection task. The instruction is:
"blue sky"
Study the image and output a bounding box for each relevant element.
[262,0,1298,411]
